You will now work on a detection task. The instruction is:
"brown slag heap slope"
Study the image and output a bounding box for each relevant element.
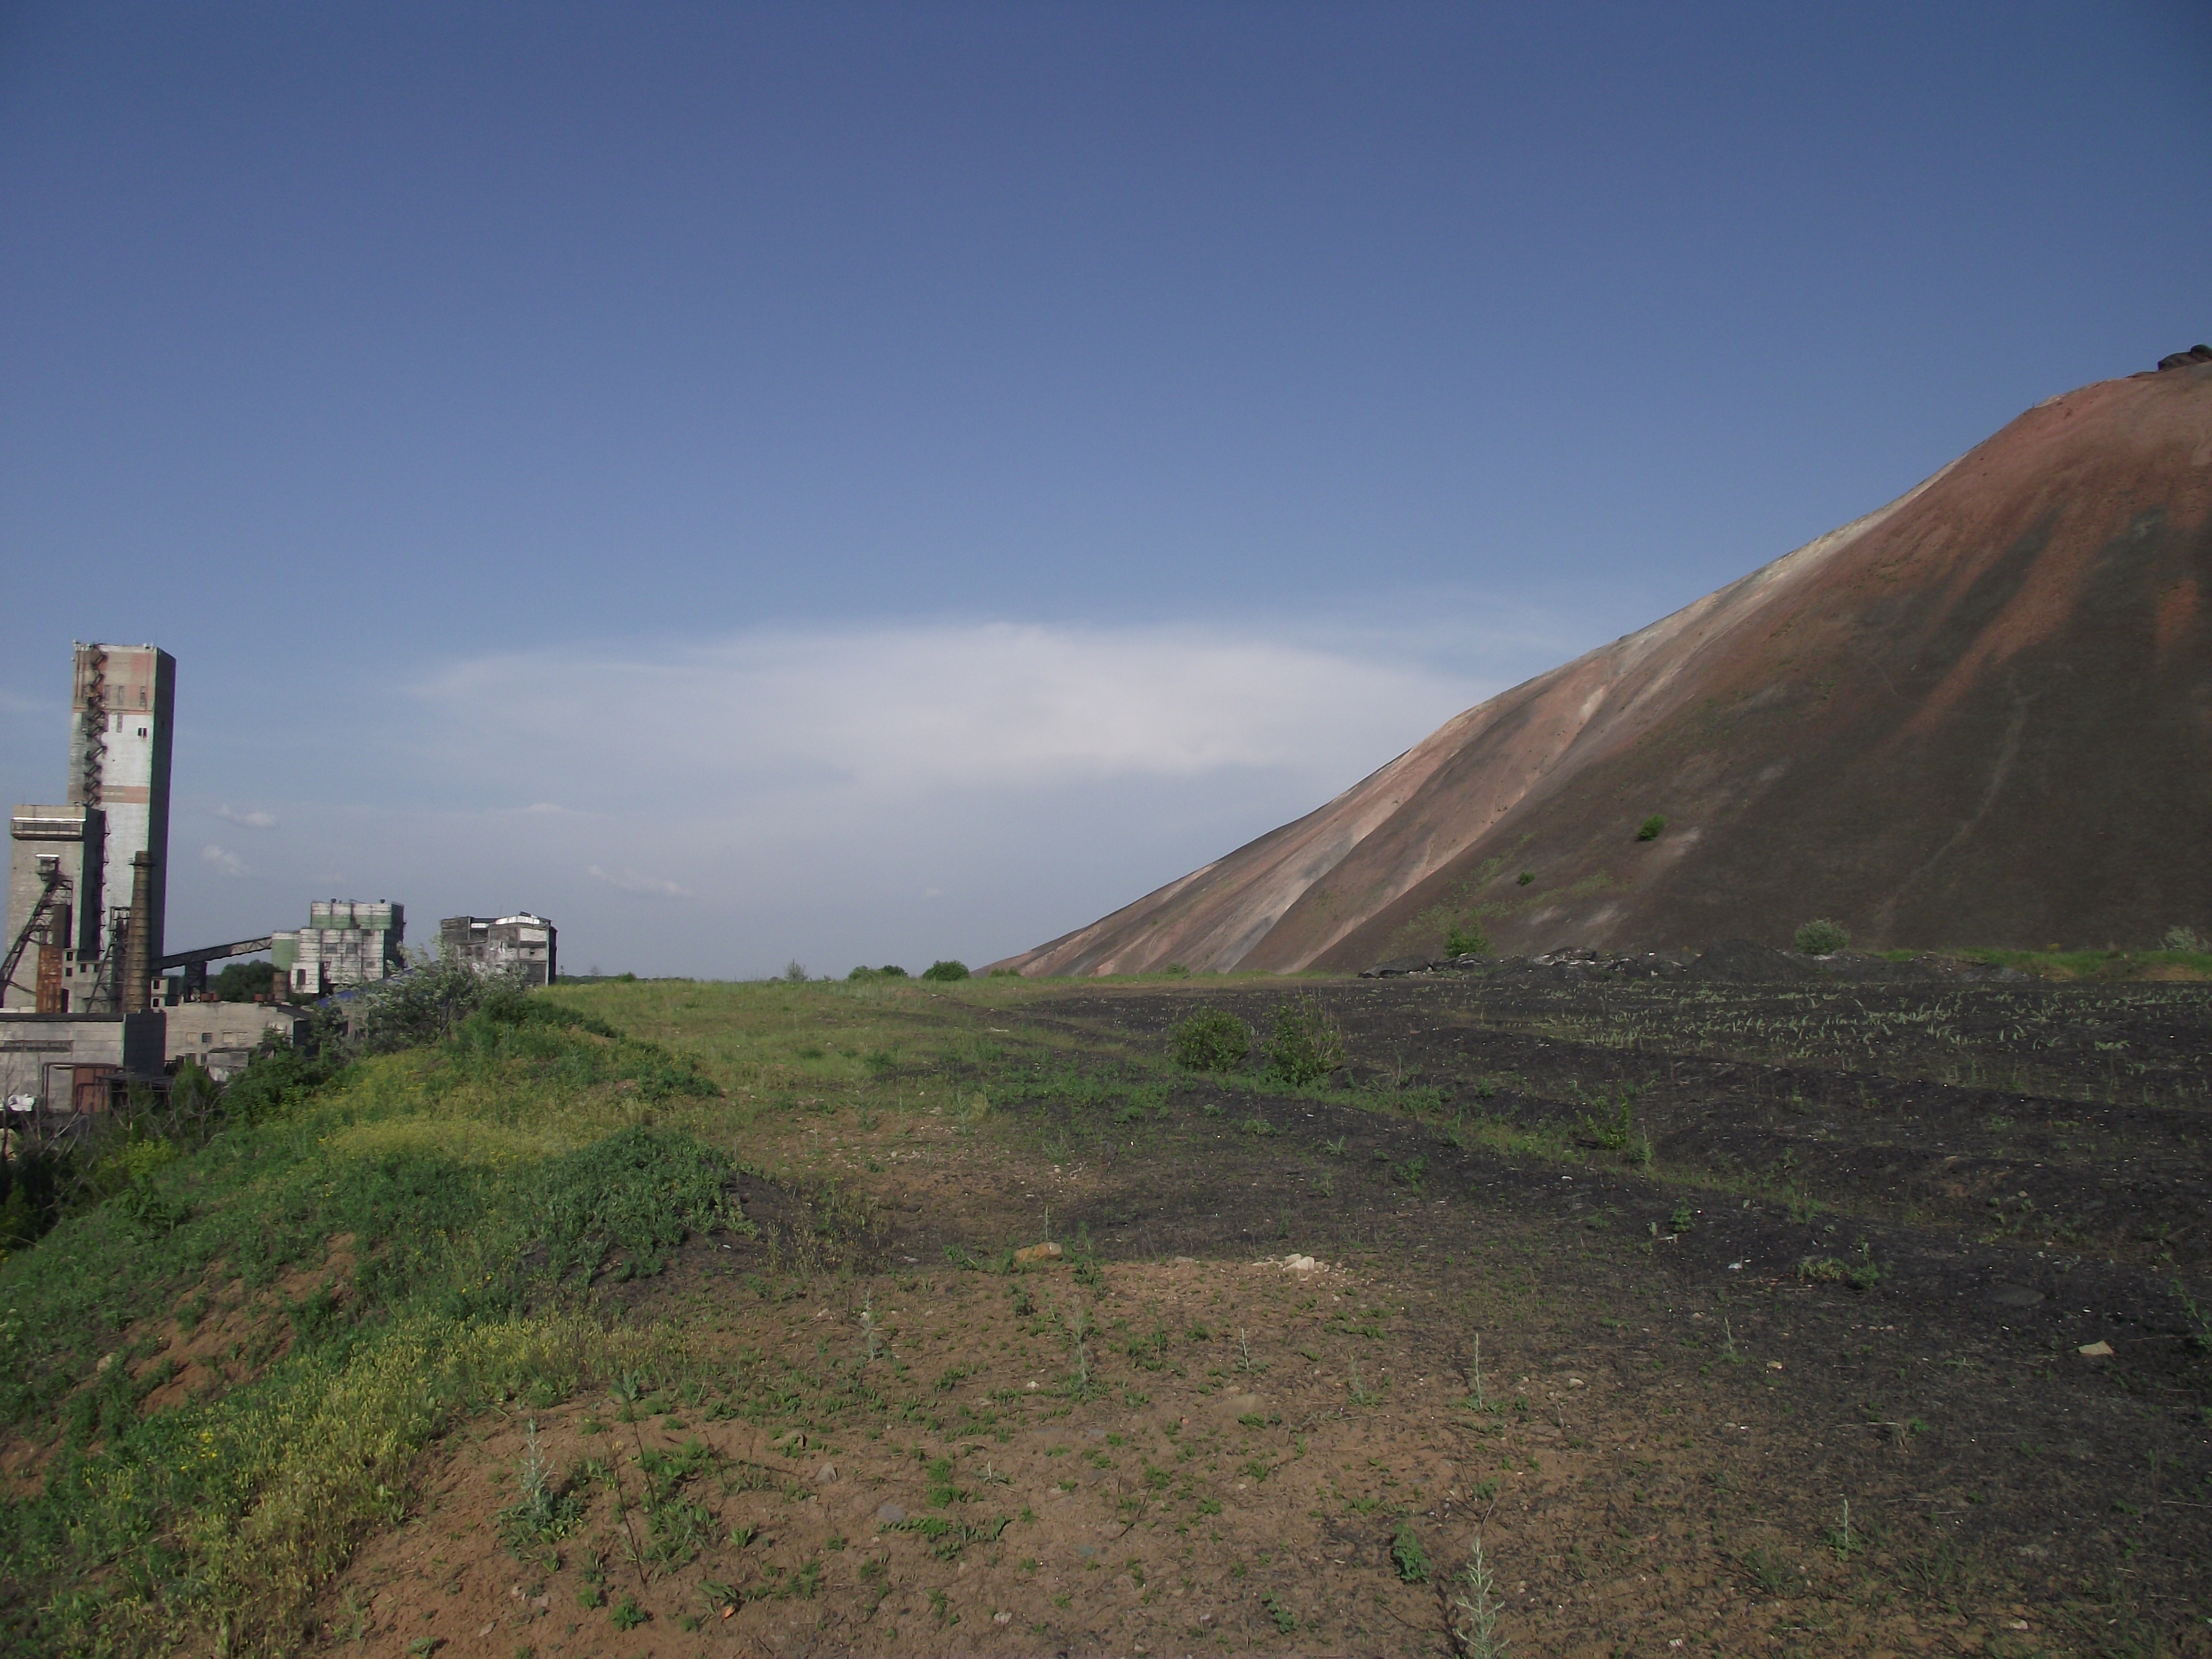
[1002,356,2212,973]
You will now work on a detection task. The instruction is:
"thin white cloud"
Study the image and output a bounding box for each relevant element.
[588,864,695,900]
[406,621,1498,804]
[216,804,276,829]
[164,617,1539,977]
[201,843,249,877]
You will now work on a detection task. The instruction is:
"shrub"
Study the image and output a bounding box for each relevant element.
[1793,919,1850,956]
[2163,926,2205,953]
[1391,1522,1432,1584]
[921,959,970,982]
[1517,870,1535,886]
[781,961,809,983]
[1636,815,1666,842]
[1169,1009,1250,1072]
[1797,1241,1881,1290]
[349,958,535,1053]
[1265,995,1346,1086]
[1444,920,1489,957]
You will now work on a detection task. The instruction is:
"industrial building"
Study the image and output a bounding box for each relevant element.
[163,1001,310,1082]
[4,643,174,1015]
[3,642,315,1125]
[3,643,446,1124]
[72,644,174,973]
[5,806,102,1010]
[440,913,557,985]
[0,1012,166,1117]
[271,900,405,997]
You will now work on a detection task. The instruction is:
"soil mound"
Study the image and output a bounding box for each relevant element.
[1002,359,2212,972]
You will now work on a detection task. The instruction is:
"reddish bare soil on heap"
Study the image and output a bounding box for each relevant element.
[1003,358,2212,973]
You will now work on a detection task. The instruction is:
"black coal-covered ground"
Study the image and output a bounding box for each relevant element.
[969,978,2210,1621]
[629,972,2212,1648]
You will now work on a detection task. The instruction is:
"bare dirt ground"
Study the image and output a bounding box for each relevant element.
[306,973,2212,1658]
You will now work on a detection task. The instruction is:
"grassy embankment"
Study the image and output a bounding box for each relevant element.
[0,996,740,1653]
[0,968,1232,1654]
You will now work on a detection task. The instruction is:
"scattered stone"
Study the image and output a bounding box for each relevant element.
[994,1611,1013,1625]
[1990,1285,2043,1310]
[876,1502,905,1523]
[1013,1241,1062,1264]
[1359,956,1436,978]
[2077,1340,2114,1358]
[815,1462,839,1483]
[94,1352,116,1375]
[1281,1254,1318,1272]
[773,1429,808,1453]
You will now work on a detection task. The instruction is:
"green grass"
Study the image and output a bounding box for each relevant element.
[1955,946,2212,982]
[0,998,734,1655]
[0,968,1206,1654]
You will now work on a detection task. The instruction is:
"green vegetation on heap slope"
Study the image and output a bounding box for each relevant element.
[1953,945,2212,982]
[0,988,731,1656]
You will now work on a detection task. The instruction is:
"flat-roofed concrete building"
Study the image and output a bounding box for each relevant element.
[0,1011,166,1118]
[163,1001,309,1082]
[440,913,557,985]
[272,901,405,997]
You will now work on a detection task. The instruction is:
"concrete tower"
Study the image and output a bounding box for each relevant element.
[4,645,171,1010]
[66,643,174,969]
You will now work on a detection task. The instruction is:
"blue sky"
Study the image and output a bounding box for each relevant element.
[3,2,2208,977]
